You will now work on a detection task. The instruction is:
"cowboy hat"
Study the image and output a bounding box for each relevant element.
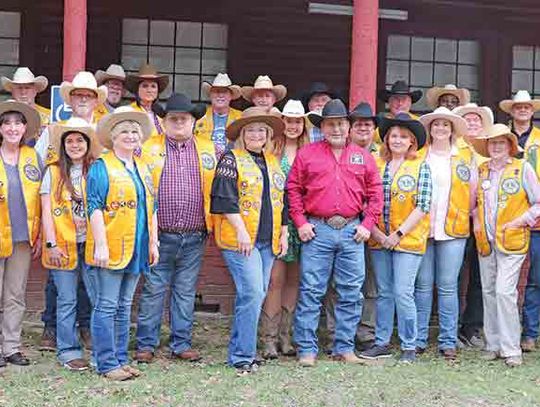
[378,113,427,149]
[419,107,468,139]
[226,106,285,141]
[349,102,378,127]
[301,82,336,108]
[96,106,153,150]
[1,67,48,94]
[499,90,540,114]
[202,73,241,100]
[0,100,41,142]
[453,103,494,129]
[50,117,103,160]
[308,99,349,128]
[378,80,422,104]
[95,64,126,86]
[60,71,108,105]
[281,99,308,118]
[164,93,206,120]
[241,75,287,103]
[425,84,470,110]
[471,123,521,158]
[125,63,169,95]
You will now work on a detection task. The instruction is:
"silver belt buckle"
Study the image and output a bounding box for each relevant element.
[327,215,348,230]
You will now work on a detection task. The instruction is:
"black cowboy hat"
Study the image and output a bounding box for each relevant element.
[378,112,427,149]
[307,99,349,128]
[301,82,337,108]
[349,102,378,127]
[164,93,206,120]
[378,80,423,104]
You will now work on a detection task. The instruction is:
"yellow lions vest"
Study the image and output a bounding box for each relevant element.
[368,156,430,254]
[35,104,51,128]
[214,149,285,255]
[130,102,163,139]
[475,159,530,256]
[85,151,155,270]
[0,146,41,258]
[194,106,242,143]
[523,126,540,230]
[141,134,216,231]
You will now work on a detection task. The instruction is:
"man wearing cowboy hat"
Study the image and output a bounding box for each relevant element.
[379,80,422,119]
[94,64,127,122]
[241,75,287,112]
[195,73,242,149]
[302,82,337,143]
[135,93,217,364]
[426,84,471,111]
[349,102,379,153]
[288,99,383,366]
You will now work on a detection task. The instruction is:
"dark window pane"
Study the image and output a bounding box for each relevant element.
[435,39,457,63]
[150,20,174,46]
[411,62,433,87]
[513,46,534,69]
[202,49,226,75]
[0,39,19,65]
[176,22,202,47]
[123,19,148,45]
[149,46,174,73]
[0,11,20,37]
[512,70,533,92]
[175,48,201,74]
[458,40,479,64]
[203,23,227,48]
[387,35,410,59]
[434,63,456,85]
[411,37,433,62]
[386,60,409,84]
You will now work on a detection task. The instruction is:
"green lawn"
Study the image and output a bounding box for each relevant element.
[1,316,540,407]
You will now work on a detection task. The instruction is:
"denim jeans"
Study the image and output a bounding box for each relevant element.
[522,231,540,340]
[222,242,275,367]
[415,238,467,350]
[91,268,140,374]
[136,231,206,354]
[294,219,365,357]
[371,249,423,351]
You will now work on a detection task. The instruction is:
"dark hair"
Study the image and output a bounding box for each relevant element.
[0,111,28,146]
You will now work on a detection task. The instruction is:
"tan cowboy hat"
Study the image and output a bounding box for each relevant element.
[419,107,468,139]
[202,73,241,100]
[453,103,494,129]
[95,64,126,86]
[125,63,169,95]
[96,106,153,150]
[241,75,287,103]
[50,117,103,159]
[471,123,522,158]
[0,100,41,142]
[1,67,48,93]
[425,84,470,110]
[226,106,285,141]
[60,71,108,105]
[499,90,540,114]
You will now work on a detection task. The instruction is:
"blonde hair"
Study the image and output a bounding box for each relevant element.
[110,120,143,144]
[380,126,418,162]
[234,122,275,152]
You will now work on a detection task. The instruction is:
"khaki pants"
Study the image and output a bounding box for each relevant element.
[478,248,525,358]
[0,242,31,357]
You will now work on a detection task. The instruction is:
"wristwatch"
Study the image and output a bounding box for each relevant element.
[396,230,404,238]
[46,241,57,249]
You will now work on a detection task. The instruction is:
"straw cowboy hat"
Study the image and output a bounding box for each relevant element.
[378,113,427,149]
[307,99,349,128]
[96,106,153,150]
[1,67,48,93]
[125,63,169,95]
[453,103,494,129]
[471,123,522,158]
[202,73,241,100]
[425,84,471,110]
[95,64,127,86]
[378,80,422,104]
[349,102,378,127]
[281,99,308,118]
[0,100,41,142]
[60,71,108,105]
[499,90,540,114]
[50,117,103,159]
[226,106,285,141]
[419,106,468,139]
[241,75,287,103]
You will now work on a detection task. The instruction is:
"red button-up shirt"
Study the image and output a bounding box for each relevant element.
[287,141,383,230]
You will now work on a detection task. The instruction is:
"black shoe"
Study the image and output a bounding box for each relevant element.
[359,344,392,360]
[6,352,30,366]
[0,356,6,368]
[356,340,375,352]
[234,363,257,376]
[399,350,416,364]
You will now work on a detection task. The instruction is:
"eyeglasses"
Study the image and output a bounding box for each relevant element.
[70,92,96,100]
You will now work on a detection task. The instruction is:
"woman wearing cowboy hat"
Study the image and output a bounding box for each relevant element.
[360,113,432,364]
[0,100,42,367]
[86,106,159,380]
[414,107,477,360]
[470,124,540,367]
[210,107,288,375]
[40,117,103,371]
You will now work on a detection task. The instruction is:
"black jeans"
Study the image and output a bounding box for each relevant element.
[458,235,483,338]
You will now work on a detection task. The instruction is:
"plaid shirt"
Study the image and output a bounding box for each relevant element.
[157,137,206,232]
[382,161,432,234]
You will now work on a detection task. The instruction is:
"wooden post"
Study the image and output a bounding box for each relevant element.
[63,0,87,81]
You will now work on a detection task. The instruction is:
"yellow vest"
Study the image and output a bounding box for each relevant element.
[85,151,155,270]
[35,104,51,127]
[368,156,430,254]
[130,102,163,139]
[213,149,285,255]
[194,106,242,143]
[93,102,113,123]
[141,134,217,231]
[0,146,41,258]
[523,126,540,230]
[475,159,530,256]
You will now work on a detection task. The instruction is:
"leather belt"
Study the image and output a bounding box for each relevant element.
[309,215,357,230]
[159,227,205,235]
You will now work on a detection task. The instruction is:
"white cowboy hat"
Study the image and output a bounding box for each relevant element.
[96,106,153,150]
[281,99,307,118]
[471,123,522,158]
[425,84,471,110]
[60,71,108,105]
[499,90,540,114]
[201,73,241,100]
[95,64,126,86]
[1,67,48,94]
[50,117,103,160]
[419,106,468,139]
[453,103,494,129]
[241,75,287,103]
[0,100,41,142]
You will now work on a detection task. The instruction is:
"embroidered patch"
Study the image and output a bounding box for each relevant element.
[396,175,416,192]
[398,194,406,202]
[23,164,41,182]
[240,181,249,190]
[241,201,252,210]
[201,152,216,170]
[350,153,364,165]
[127,200,137,209]
[110,201,120,211]
[272,172,285,191]
[501,178,520,195]
[53,207,62,217]
[0,194,5,202]
[456,164,471,182]
[481,179,491,190]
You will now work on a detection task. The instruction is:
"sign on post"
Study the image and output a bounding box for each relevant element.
[50,85,72,123]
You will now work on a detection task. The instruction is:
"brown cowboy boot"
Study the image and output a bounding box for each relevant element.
[278,307,296,356]
[259,311,280,359]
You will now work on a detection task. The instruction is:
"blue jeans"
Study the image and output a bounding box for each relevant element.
[522,231,540,340]
[136,231,206,354]
[415,238,467,350]
[91,268,140,374]
[222,242,275,367]
[294,219,365,356]
[371,249,422,351]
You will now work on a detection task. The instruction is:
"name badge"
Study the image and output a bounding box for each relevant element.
[350,153,364,165]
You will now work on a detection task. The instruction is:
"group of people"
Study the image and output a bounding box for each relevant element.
[1,60,540,380]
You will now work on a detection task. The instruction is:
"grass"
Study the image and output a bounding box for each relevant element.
[1,316,540,407]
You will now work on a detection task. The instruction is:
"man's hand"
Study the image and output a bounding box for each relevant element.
[298,223,316,242]
[353,224,371,243]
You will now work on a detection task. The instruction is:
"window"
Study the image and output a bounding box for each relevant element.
[121,18,228,102]
[511,45,540,97]
[386,35,480,112]
[0,11,21,100]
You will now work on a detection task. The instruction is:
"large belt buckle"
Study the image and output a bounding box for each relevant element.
[326,215,348,230]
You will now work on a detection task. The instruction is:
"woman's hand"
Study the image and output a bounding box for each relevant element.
[47,246,67,268]
[503,218,524,230]
[31,238,42,261]
[278,227,289,258]
[94,244,109,268]
[150,241,160,267]
[383,232,401,250]
[237,228,253,257]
